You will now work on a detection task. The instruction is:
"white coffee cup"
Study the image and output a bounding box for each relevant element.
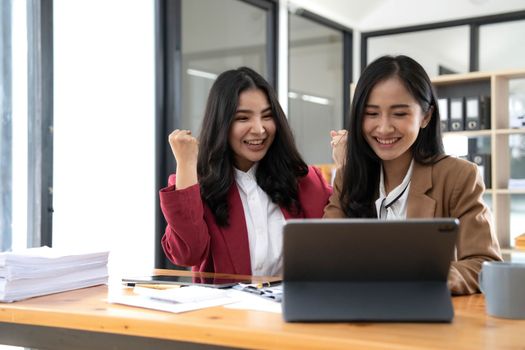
[479,261,525,319]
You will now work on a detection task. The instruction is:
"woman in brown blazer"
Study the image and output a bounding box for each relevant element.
[325,55,502,295]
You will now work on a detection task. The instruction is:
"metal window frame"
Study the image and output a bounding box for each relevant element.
[287,8,353,129]
[1,0,13,251]
[154,0,278,269]
[361,10,525,73]
[27,0,54,248]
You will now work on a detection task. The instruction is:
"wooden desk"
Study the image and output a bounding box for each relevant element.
[1,270,524,350]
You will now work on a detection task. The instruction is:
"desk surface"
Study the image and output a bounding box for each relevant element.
[1,270,524,350]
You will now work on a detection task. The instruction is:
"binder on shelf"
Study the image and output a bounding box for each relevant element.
[438,98,449,132]
[470,154,491,188]
[449,98,465,131]
[479,95,491,130]
[509,93,525,128]
[465,97,481,130]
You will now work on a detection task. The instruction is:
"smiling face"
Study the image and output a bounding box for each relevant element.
[229,88,276,172]
[362,76,431,168]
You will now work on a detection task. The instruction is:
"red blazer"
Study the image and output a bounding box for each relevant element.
[160,166,332,274]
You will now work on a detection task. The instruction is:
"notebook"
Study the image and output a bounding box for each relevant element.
[282,218,459,322]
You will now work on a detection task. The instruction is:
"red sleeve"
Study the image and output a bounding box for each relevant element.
[297,166,333,218]
[159,175,211,267]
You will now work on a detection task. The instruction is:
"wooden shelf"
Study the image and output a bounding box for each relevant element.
[493,189,525,195]
[495,128,525,135]
[434,69,525,249]
[442,130,492,137]
[443,129,525,137]
[432,71,492,84]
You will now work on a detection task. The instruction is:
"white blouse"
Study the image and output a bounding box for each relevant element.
[234,165,285,276]
[375,159,414,220]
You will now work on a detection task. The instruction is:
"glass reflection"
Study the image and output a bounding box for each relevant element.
[288,13,343,164]
[368,26,469,78]
[181,0,268,134]
[480,20,525,71]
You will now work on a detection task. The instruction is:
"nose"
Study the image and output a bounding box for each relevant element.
[250,117,266,135]
[376,115,394,134]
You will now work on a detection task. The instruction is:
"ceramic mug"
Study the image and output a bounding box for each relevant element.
[479,261,525,319]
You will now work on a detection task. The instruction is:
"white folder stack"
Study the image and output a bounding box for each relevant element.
[0,246,109,302]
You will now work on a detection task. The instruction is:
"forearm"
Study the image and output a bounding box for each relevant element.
[160,181,210,266]
[168,129,199,189]
[323,170,347,218]
[448,256,500,295]
[162,227,209,266]
[175,161,198,189]
[449,162,503,295]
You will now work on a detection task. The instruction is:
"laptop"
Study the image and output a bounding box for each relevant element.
[282,218,459,322]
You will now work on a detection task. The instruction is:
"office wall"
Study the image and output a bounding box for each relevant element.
[291,0,525,31]
[53,0,155,273]
[290,0,525,81]
[367,26,470,77]
[358,0,525,30]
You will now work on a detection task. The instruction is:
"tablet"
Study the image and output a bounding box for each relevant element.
[282,218,459,322]
[122,275,253,288]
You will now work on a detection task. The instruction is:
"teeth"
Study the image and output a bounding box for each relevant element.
[376,138,398,145]
[244,140,264,145]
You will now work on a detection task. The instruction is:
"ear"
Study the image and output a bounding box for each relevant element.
[420,105,434,129]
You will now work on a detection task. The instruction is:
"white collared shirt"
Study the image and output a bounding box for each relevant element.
[375,159,414,220]
[234,164,285,276]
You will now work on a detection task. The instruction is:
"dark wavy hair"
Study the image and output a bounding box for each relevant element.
[197,67,308,226]
[341,55,445,218]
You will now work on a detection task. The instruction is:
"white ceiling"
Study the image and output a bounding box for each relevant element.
[290,0,525,31]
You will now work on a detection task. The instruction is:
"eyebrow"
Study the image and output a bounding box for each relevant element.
[236,106,272,114]
[365,104,411,109]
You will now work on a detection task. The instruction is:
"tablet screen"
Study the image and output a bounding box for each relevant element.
[122,275,253,288]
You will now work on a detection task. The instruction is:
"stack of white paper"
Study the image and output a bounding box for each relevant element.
[0,246,109,302]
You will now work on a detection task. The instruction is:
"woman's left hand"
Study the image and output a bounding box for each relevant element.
[330,130,348,168]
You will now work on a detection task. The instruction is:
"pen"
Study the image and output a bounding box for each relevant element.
[243,286,265,295]
[254,280,282,288]
[124,283,182,290]
[238,285,282,302]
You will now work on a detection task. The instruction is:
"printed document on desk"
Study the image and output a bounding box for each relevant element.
[109,285,240,313]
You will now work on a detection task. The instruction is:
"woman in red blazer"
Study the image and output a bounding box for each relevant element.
[160,67,332,275]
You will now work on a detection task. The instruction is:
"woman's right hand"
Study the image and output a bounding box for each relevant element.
[168,129,199,166]
[168,129,199,189]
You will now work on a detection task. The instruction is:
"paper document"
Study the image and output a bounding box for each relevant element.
[0,246,109,302]
[225,289,282,314]
[109,285,240,313]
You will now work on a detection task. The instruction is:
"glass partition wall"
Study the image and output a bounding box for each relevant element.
[0,0,13,252]
[1,0,31,252]
[480,19,525,71]
[181,0,270,134]
[288,11,351,166]
[367,26,470,78]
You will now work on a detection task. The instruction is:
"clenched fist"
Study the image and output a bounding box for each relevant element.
[168,129,199,166]
[168,129,199,189]
[330,129,347,168]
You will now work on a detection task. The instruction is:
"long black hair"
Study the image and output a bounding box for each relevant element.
[341,55,445,218]
[197,67,308,226]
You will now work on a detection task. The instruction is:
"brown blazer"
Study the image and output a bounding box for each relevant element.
[324,155,503,295]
